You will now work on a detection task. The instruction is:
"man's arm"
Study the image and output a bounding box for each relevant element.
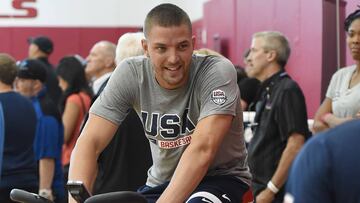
[256,133,305,203]
[39,158,55,200]
[156,114,233,203]
[68,113,118,203]
[312,98,332,133]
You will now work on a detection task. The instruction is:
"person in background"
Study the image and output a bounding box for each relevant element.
[56,56,92,181]
[235,65,248,84]
[27,36,62,105]
[0,53,38,203]
[93,32,152,194]
[238,48,261,111]
[85,41,116,101]
[238,77,261,111]
[68,3,251,203]
[246,31,310,203]
[16,59,65,203]
[312,9,360,133]
[115,32,147,65]
[193,47,223,57]
[285,119,360,203]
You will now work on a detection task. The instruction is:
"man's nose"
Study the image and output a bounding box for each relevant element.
[167,50,180,64]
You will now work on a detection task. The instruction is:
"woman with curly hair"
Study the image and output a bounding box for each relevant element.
[313,8,360,133]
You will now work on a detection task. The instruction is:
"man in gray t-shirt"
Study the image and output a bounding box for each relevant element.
[68,3,250,203]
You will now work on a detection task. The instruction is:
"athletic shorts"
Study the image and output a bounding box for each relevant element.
[138,175,249,203]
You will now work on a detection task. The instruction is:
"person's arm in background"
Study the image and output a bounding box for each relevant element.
[313,98,359,131]
[256,133,305,203]
[62,101,80,143]
[312,98,332,133]
[156,114,233,203]
[240,99,248,111]
[322,110,360,128]
[68,113,118,203]
[39,158,55,201]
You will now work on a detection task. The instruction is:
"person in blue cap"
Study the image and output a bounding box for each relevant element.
[16,59,65,203]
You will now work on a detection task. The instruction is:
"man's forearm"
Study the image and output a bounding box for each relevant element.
[157,115,231,203]
[68,114,119,203]
[269,133,304,190]
[68,135,100,203]
[68,135,99,193]
[39,158,55,189]
[157,142,213,203]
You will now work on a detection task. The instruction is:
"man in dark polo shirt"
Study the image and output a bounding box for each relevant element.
[246,31,310,203]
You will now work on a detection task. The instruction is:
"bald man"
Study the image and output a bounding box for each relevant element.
[86,41,116,98]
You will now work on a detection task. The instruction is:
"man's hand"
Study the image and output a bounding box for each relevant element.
[255,188,275,203]
[39,189,54,201]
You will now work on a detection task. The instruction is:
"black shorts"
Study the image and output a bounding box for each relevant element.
[138,175,249,203]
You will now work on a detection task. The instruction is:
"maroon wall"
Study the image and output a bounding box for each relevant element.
[200,0,330,118]
[0,27,140,65]
[202,0,237,60]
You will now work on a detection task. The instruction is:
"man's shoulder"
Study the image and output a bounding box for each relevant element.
[192,54,235,76]
[117,56,150,76]
[123,55,148,66]
[276,75,302,92]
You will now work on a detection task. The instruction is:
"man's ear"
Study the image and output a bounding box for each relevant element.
[141,39,150,57]
[267,50,277,62]
[34,80,43,91]
[191,35,196,50]
[104,57,115,68]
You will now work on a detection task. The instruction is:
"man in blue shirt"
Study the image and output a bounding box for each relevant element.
[0,53,38,203]
[285,119,360,203]
[16,59,65,203]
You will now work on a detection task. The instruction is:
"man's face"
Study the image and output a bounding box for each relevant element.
[347,18,360,61]
[142,23,195,89]
[28,44,38,59]
[15,78,38,97]
[85,44,107,79]
[246,37,271,81]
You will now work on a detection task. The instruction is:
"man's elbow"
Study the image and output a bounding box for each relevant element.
[286,133,305,155]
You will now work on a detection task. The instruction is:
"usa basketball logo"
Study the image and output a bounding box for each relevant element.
[211,89,227,105]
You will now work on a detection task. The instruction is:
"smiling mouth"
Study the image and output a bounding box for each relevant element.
[165,66,181,71]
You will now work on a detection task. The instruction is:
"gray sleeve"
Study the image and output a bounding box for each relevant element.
[90,60,137,125]
[198,57,239,120]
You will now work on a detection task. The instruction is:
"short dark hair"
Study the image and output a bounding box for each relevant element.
[28,36,54,55]
[143,3,192,38]
[0,53,17,85]
[345,8,360,32]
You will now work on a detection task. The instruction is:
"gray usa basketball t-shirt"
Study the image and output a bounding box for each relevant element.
[90,54,251,187]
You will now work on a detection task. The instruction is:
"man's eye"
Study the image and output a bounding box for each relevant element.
[156,47,166,52]
[179,44,188,50]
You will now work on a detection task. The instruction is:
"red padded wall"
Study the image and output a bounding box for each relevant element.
[0,27,140,65]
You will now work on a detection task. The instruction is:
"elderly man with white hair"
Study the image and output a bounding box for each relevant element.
[115,32,145,65]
